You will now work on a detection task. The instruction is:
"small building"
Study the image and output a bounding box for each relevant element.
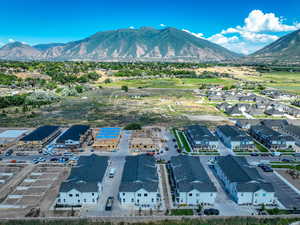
[169,155,217,206]
[216,125,254,150]
[118,155,161,209]
[92,127,121,151]
[215,155,275,205]
[56,154,108,207]
[249,125,295,150]
[184,125,219,151]
[55,125,90,149]
[18,125,61,151]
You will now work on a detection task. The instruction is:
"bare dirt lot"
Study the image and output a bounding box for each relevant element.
[0,163,70,218]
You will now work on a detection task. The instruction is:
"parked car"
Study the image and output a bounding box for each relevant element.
[5,149,13,156]
[261,165,273,172]
[50,157,59,161]
[204,208,219,215]
[251,153,259,157]
[38,157,46,162]
[105,197,114,211]
[109,168,116,178]
[32,159,39,164]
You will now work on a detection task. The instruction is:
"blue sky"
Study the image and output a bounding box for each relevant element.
[0,0,299,54]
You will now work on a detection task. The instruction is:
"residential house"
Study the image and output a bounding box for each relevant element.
[215,155,275,205]
[56,154,108,207]
[216,125,254,150]
[119,155,161,209]
[184,125,219,151]
[249,125,295,150]
[169,155,217,206]
[55,125,90,149]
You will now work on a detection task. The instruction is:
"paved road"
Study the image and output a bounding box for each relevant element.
[82,131,132,217]
[159,164,171,210]
[258,168,300,209]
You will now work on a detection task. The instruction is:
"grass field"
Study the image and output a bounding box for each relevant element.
[232,71,300,94]
[170,208,194,215]
[0,88,219,127]
[101,77,236,89]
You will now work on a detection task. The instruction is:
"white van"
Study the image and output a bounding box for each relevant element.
[109,168,116,178]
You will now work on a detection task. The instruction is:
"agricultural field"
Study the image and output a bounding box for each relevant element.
[101,77,237,89]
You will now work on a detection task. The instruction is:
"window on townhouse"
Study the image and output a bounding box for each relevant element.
[78,200,80,203]
[123,193,125,196]
[92,199,95,202]
[92,193,95,196]
[84,199,86,202]
[263,193,266,197]
[241,193,244,196]
[138,193,141,197]
[210,193,214,196]
[123,199,125,202]
[64,199,66,202]
[58,199,61,203]
[131,198,134,202]
[76,194,79,197]
[196,193,199,197]
[69,194,73,197]
[152,198,154,202]
[144,193,148,197]
[189,193,192,196]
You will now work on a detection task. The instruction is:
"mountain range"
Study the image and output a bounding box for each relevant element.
[246,29,300,65]
[0,27,299,64]
[0,27,240,62]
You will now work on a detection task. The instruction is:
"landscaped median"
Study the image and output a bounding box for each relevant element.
[271,164,300,171]
[172,128,192,152]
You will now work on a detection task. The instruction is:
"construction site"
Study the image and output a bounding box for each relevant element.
[0,162,70,218]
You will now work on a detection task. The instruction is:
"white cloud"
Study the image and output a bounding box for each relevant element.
[203,9,300,54]
[243,10,300,32]
[182,29,204,39]
[129,26,135,29]
[207,34,239,45]
[160,24,166,27]
[8,38,15,43]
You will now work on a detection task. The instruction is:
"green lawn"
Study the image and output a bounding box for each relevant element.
[172,128,183,150]
[102,77,236,89]
[178,131,192,152]
[255,141,269,152]
[271,164,300,171]
[170,209,194,216]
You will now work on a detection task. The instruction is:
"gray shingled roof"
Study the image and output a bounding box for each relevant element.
[119,155,158,192]
[216,155,274,192]
[185,125,218,143]
[217,125,253,142]
[21,125,60,141]
[56,125,90,143]
[250,125,294,142]
[59,154,108,192]
[170,155,216,192]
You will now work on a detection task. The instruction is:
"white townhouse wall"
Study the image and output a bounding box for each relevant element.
[57,187,100,206]
[216,125,254,150]
[119,155,161,209]
[119,188,160,208]
[215,155,276,205]
[170,155,217,206]
[177,189,216,205]
[56,154,108,207]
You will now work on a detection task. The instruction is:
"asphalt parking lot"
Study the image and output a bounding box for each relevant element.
[257,168,300,209]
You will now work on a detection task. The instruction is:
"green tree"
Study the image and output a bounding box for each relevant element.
[121,85,129,92]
